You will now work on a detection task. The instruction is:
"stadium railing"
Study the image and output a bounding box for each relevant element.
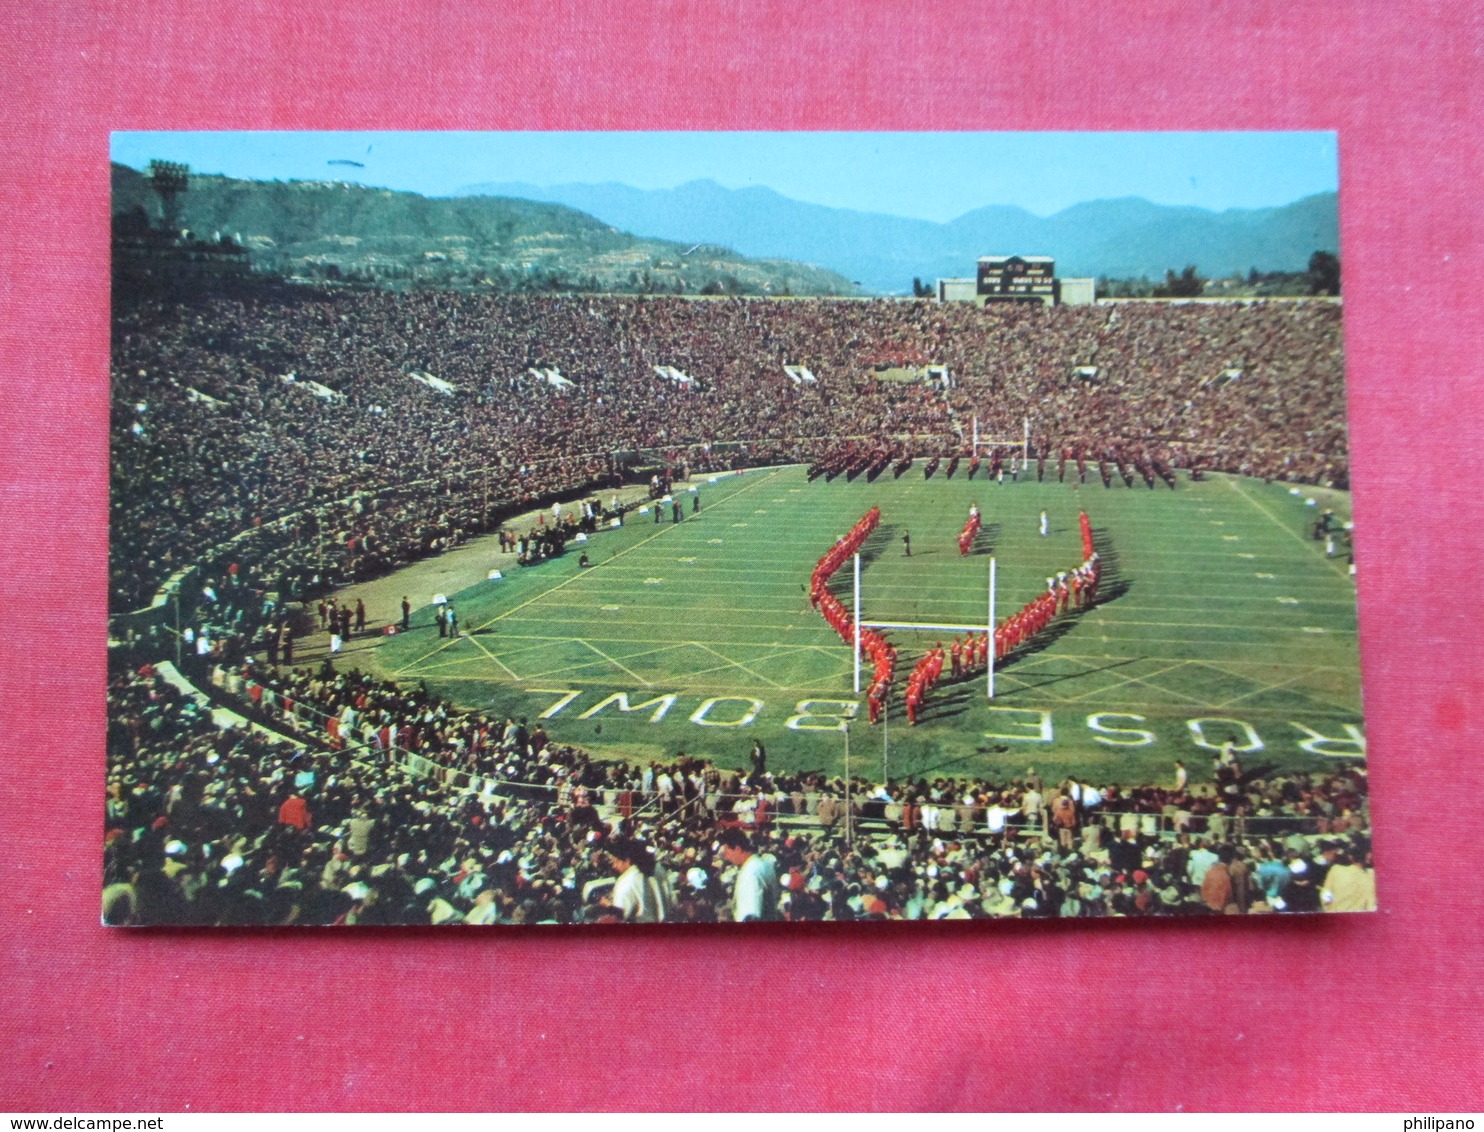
[203,666,1364,848]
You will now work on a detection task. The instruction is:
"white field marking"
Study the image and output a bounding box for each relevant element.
[731,522,750,528]
[515,657,615,682]
[1064,662,1207,706]
[397,468,782,668]
[1278,597,1300,604]
[689,697,764,727]
[982,707,1053,743]
[643,577,664,585]
[700,642,834,670]
[477,632,833,652]
[1074,624,1357,644]
[1215,670,1320,709]
[1224,478,1353,579]
[479,609,842,634]
[789,488,803,493]
[1001,674,1360,717]
[676,654,797,689]
[595,640,720,666]
[460,632,525,681]
[1188,717,1265,752]
[412,637,566,673]
[425,635,856,695]
[1005,655,1362,713]
[1048,634,1359,658]
[575,639,654,686]
[1026,664,1359,718]
[1238,553,1257,559]
[1209,520,1226,525]
[1303,626,1328,634]
[1072,616,1352,632]
[689,641,790,689]
[399,650,508,676]
[580,567,983,583]
[601,604,622,611]
[419,673,863,696]
[754,509,768,514]
[1222,535,1241,541]
[1048,555,1327,570]
[1256,573,1276,579]
[772,498,787,502]
[707,538,725,545]
[1018,651,1355,672]
[501,641,692,681]
[576,692,679,723]
[676,556,698,563]
[1292,721,1367,757]
[480,639,824,692]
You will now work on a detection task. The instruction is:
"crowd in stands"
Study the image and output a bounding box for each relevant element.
[105,281,1360,925]
[112,289,1346,612]
[104,654,1373,925]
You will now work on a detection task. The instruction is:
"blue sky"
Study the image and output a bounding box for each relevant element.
[111,131,1337,222]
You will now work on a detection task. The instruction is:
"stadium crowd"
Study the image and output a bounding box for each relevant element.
[112,289,1345,611]
[104,656,1372,926]
[105,282,1361,925]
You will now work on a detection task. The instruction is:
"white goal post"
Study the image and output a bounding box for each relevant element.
[970,415,1031,464]
[852,553,1000,700]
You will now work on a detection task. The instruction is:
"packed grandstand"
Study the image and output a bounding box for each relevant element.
[105,280,1370,925]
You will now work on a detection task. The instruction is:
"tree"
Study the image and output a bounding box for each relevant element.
[1307,251,1341,296]
[1160,264,1206,298]
[912,276,932,298]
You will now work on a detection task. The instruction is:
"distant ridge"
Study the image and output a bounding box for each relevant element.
[459,178,1339,293]
[111,163,861,296]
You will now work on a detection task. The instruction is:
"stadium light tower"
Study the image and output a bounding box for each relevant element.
[148,160,190,235]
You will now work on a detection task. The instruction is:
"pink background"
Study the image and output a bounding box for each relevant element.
[2,0,1481,1112]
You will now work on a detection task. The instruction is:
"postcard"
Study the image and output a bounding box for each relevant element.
[104,131,1369,926]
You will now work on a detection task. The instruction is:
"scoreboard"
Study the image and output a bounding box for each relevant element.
[977,255,1057,303]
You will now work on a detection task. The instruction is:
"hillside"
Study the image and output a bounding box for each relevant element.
[111,163,861,296]
[459,178,1339,293]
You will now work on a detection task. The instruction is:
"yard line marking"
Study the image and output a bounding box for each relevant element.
[397,469,782,668]
[461,632,524,681]
[1214,669,1317,710]
[690,641,790,689]
[394,646,505,675]
[413,674,861,696]
[1063,661,1196,704]
[577,638,655,686]
[1081,617,1355,633]
[478,632,833,652]
[520,656,628,682]
[1225,477,1352,579]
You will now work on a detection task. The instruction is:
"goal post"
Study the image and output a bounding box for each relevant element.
[970,415,1032,465]
[852,552,999,700]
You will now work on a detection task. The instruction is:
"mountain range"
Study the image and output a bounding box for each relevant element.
[458,178,1339,294]
[111,163,859,296]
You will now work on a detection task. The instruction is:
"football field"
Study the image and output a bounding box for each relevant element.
[371,464,1364,787]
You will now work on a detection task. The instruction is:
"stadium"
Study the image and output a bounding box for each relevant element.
[106,206,1369,926]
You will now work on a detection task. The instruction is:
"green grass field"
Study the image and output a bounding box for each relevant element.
[370,464,1363,787]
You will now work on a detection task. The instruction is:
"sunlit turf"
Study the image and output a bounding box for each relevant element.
[369,464,1364,787]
